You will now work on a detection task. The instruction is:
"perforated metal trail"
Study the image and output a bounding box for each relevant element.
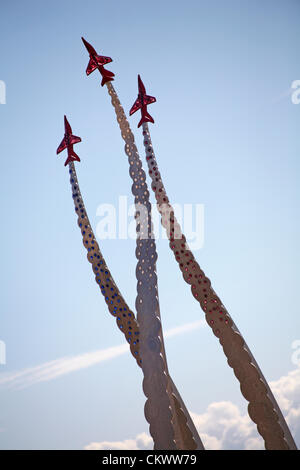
[104,81,203,450]
[141,122,297,450]
[68,162,141,364]
[68,158,203,450]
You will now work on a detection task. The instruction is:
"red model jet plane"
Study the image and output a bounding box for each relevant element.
[57,116,81,166]
[130,75,156,128]
[81,37,115,86]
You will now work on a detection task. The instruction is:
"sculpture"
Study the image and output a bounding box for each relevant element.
[56,38,297,450]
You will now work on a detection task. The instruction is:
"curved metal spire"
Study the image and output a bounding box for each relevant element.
[104,81,202,450]
[140,121,297,450]
[66,159,203,450]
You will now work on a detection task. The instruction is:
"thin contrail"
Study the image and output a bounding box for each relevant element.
[271,87,293,104]
[0,320,205,390]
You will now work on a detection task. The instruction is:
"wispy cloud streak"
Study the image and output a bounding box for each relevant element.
[0,320,205,390]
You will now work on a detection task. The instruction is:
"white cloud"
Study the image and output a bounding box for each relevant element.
[270,366,300,445]
[84,365,300,450]
[85,433,153,451]
[0,320,205,390]
[191,402,263,450]
[83,401,262,451]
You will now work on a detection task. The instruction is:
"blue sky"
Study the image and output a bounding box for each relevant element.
[0,0,300,449]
